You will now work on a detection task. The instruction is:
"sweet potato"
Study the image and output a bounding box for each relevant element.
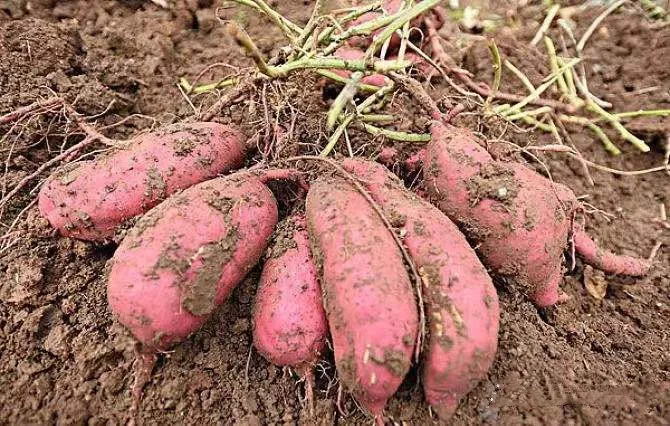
[305,175,418,420]
[39,122,246,241]
[343,158,499,419]
[107,173,277,351]
[424,122,650,307]
[253,213,327,404]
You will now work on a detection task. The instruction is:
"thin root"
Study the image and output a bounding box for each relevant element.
[199,79,255,122]
[130,348,157,421]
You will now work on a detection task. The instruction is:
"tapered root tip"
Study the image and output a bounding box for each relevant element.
[300,366,316,417]
[574,230,651,277]
[358,395,387,424]
[130,350,156,417]
[429,399,458,421]
[530,266,563,307]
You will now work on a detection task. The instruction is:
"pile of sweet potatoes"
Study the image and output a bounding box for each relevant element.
[37,117,651,423]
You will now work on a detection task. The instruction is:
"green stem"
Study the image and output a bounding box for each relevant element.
[585,122,621,155]
[290,0,324,59]
[230,0,302,37]
[357,83,395,114]
[486,38,502,106]
[530,4,560,45]
[504,60,536,93]
[322,0,437,56]
[568,69,649,152]
[227,22,275,77]
[548,118,562,145]
[576,0,626,52]
[315,70,380,93]
[505,106,552,121]
[494,58,580,115]
[327,71,362,130]
[191,79,238,95]
[269,57,411,77]
[571,67,611,109]
[250,0,302,39]
[587,100,650,152]
[366,0,440,55]
[519,115,554,132]
[359,114,395,123]
[396,0,413,61]
[321,83,394,156]
[559,57,578,99]
[613,109,670,119]
[323,12,398,55]
[640,0,667,18]
[320,114,355,156]
[358,123,431,142]
[316,1,384,45]
[378,33,394,60]
[544,36,569,96]
[179,77,193,93]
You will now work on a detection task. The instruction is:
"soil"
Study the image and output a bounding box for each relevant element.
[1,1,668,425]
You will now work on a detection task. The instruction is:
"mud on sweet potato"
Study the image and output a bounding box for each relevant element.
[107,173,277,351]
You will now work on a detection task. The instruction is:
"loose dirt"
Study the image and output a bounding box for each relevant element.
[1,1,668,424]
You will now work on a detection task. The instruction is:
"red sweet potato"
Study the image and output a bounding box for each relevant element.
[343,158,499,419]
[305,175,418,420]
[424,122,650,307]
[107,173,277,351]
[253,213,328,374]
[39,122,246,241]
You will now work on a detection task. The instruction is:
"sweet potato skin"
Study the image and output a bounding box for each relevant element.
[39,122,246,241]
[573,229,650,277]
[306,176,418,417]
[343,158,499,419]
[424,122,649,306]
[107,174,277,351]
[253,214,327,368]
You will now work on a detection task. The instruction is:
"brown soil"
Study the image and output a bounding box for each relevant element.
[1,1,668,425]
